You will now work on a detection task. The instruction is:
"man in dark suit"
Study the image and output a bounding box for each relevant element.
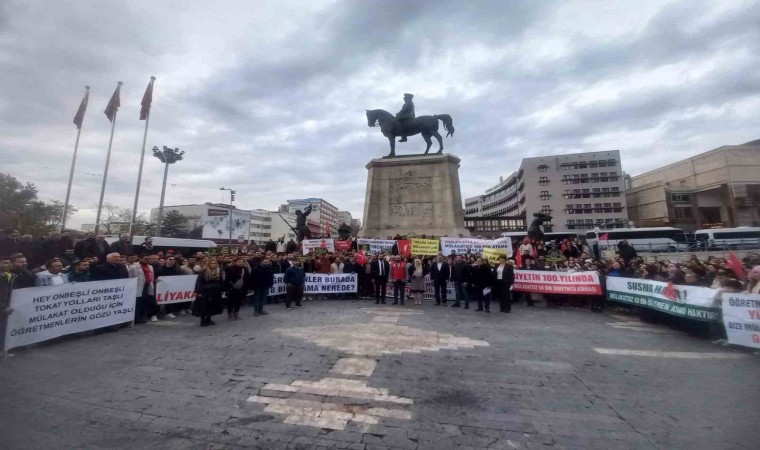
[370,255,390,304]
[429,255,450,305]
[91,252,129,281]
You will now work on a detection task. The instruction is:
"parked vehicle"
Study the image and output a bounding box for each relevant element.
[585,227,688,253]
[693,227,760,250]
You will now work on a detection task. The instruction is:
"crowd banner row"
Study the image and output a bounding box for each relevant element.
[722,293,760,349]
[302,239,335,255]
[155,275,198,304]
[5,279,138,351]
[440,237,513,257]
[606,277,720,322]
[268,273,358,296]
[513,270,602,295]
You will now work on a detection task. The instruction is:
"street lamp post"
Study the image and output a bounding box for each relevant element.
[153,146,184,237]
[219,187,235,248]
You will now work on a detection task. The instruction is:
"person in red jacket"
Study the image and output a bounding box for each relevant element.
[390,256,408,305]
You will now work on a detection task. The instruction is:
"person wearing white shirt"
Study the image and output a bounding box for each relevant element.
[34,260,70,287]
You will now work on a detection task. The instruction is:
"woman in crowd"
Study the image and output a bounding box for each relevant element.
[193,259,224,326]
[492,255,514,313]
[157,255,186,318]
[408,258,427,305]
[224,257,249,320]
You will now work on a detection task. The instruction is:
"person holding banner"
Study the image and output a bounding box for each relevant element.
[492,255,514,313]
[193,259,224,326]
[224,257,249,320]
[472,257,493,313]
[283,259,306,309]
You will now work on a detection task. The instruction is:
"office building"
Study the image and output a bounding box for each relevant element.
[465,150,628,232]
[626,140,760,231]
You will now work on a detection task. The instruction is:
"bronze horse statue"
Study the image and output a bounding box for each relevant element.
[366,109,454,157]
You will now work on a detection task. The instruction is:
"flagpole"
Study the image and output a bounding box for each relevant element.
[95,82,121,235]
[129,77,155,238]
[61,86,90,232]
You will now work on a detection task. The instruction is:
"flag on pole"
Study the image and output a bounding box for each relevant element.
[73,86,90,129]
[727,251,747,279]
[140,76,155,120]
[599,233,609,241]
[104,82,122,122]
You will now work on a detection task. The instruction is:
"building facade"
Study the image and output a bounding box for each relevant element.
[626,140,760,231]
[465,150,628,232]
[149,203,252,244]
[248,209,273,245]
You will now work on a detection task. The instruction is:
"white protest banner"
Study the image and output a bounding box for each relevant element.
[357,239,395,254]
[269,273,286,297]
[304,273,358,294]
[302,239,335,255]
[722,294,760,349]
[155,275,198,304]
[5,278,137,351]
[441,237,512,256]
[606,277,720,321]
[514,270,602,295]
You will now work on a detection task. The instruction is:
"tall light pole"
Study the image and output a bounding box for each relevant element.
[219,187,235,248]
[153,146,184,237]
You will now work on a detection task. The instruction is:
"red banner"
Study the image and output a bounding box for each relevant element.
[335,240,353,250]
[513,270,602,295]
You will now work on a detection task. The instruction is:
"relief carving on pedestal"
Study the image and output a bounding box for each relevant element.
[389,171,434,217]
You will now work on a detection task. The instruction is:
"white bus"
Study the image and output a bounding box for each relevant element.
[693,227,760,250]
[104,236,217,255]
[585,227,688,253]
[500,231,585,244]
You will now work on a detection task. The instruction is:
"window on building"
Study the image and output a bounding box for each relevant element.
[537,165,548,172]
[670,193,691,203]
[598,161,607,167]
[541,205,552,214]
[607,159,616,166]
[540,191,551,200]
[578,162,588,168]
[539,176,549,186]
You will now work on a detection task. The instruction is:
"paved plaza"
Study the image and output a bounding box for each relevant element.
[0,300,758,450]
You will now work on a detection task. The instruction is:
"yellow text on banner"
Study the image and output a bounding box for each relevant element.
[411,238,440,256]
[482,247,507,265]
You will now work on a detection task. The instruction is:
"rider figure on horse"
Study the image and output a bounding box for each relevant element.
[395,93,415,142]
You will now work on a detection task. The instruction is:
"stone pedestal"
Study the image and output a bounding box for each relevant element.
[359,153,470,237]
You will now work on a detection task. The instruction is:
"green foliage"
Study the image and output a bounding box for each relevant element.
[161,210,189,238]
[0,173,75,236]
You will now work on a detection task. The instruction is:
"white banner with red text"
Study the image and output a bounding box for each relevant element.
[722,293,760,348]
[5,278,137,351]
[155,275,198,304]
[513,270,602,295]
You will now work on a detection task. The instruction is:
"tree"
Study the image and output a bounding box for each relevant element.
[0,172,75,236]
[160,210,188,238]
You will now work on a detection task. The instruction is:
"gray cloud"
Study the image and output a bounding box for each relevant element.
[0,0,758,230]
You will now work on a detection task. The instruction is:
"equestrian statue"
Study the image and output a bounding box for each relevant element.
[366,93,454,157]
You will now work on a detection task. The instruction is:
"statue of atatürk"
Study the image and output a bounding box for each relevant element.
[366,94,455,158]
[337,223,352,241]
[294,205,313,243]
[395,93,415,142]
[528,212,553,242]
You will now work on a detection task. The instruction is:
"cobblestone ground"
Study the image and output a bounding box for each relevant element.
[1,299,758,450]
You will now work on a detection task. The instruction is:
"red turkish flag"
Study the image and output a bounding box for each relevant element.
[397,240,411,257]
[662,281,678,301]
[599,233,609,241]
[726,251,746,279]
[356,250,367,265]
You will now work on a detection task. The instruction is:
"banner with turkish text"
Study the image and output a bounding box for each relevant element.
[606,277,720,321]
[722,294,760,348]
[441,237,513,257]
[514,270,602,295]
[302,239,335,255]
[411,238,440,256]
[5,279,137,351]
[155,275,198,304]
[357,239,395,254]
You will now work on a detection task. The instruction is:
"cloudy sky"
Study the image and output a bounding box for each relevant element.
[2,0,759,229]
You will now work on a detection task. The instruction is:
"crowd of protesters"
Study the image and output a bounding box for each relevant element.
[2,228,760,357]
